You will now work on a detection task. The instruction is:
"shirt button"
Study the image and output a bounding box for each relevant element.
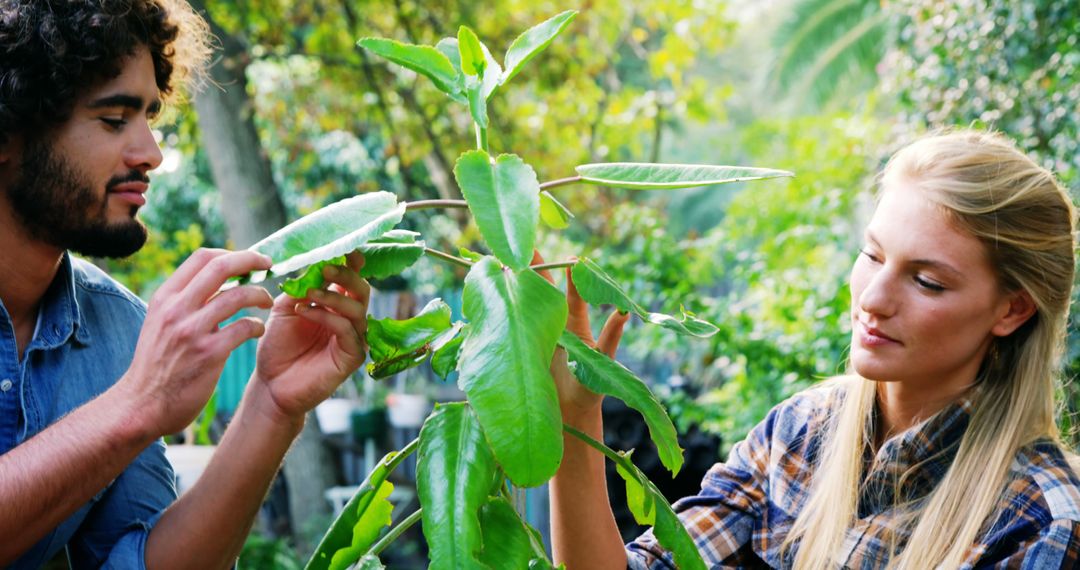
[0,379,12,392]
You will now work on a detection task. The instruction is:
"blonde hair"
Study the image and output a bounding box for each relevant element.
[783,129,1078,569]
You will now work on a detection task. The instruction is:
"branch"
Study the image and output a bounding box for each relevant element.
[539,176,583,191]
[530,260,577,272]
[406,199,468,211]
[424,248,474,269]
[369,508,423,556]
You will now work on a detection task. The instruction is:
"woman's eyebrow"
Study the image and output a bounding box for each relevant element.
[865,230,962,278]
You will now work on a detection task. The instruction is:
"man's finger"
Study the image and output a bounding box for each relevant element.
[200,285,274,332]
[597,310,631,358]
[184,250,273,306]
[214,316,267,354]
[155,248,230,298]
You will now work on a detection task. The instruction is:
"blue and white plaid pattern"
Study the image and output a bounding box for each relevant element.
[625,384,1080,569]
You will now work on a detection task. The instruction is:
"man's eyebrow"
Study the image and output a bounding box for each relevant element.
[86,94,162,115]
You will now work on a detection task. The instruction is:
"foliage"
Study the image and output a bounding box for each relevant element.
[243,12,790,568]
[884,0,1080,187]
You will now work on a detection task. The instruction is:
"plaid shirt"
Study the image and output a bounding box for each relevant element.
[626,383,1080,569]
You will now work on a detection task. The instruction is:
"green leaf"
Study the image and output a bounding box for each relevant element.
[565,428,706,570]
[248,192,406,280]
[366,299,454,379]
[614,450,656,525]
[439,37,502,101]
[458,247,485,263]
[571,258,718,338]
[502,11,578,85]
[327,481,395,570]
[417,403,498,570]
[431,326,466,381]
[575,163,794,190]
[458,257,567,486]
[454,152,540,270]
[560,330,684,476]
[539,191,574,229]
[306,444,414,570]
[458,26,486,77]
[357,230,425,280]
[478,498,543,569]
[358,38,464,102]
[465,75,489,128]
[280,256,346,298]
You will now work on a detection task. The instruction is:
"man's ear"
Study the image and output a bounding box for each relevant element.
[991,289,1037,337]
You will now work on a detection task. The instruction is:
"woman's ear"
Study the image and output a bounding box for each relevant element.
[991,289,1037,337]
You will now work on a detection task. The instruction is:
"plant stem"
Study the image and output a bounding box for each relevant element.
[369,508,423,556]
[539,176,583,191]
[405,199,468,211]
[475,123,489,153]
[424,247,474,269]
[563,424,627,467]
[530,260,577,272]
[386,437,420,473]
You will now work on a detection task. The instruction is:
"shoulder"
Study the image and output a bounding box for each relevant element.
[1007,441,1080,523]
[70,256,147,317]
[754,377,849,445]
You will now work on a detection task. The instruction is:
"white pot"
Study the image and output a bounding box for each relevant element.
[387,393,431,428]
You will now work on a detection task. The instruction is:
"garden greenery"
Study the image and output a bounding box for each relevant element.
[242,12,790,569]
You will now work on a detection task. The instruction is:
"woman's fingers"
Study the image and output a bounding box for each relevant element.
[597,310,631,358]
[565,265,595,346]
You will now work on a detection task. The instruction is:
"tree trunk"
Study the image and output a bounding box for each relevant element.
[191,2,336,551]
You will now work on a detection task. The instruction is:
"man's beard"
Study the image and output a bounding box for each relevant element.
[6,138,148,258]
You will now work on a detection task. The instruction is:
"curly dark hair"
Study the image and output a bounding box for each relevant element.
[0,0,211,142]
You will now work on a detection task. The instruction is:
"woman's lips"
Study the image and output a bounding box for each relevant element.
[856,320,901,347]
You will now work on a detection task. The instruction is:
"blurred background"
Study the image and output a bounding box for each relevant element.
[95,0,1079,566]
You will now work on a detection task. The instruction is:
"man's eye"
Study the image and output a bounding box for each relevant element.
[101,118,127,128]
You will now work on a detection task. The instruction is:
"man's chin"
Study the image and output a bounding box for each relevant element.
[66,221,148,259]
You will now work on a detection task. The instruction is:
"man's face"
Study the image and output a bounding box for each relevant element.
[4,45,163,258]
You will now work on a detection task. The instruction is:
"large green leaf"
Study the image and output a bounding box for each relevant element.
[454,152,540,270]
[306,444,415,570]
[567,427,706,570]
[458,26,486,77]
[357,230,425,280]
[417,403,498,570]
[560,330,684,476]
[354,555,385,569]
[477,498,545,569]
[615,450,656,525]
[458,257,567,486]
[438,36,501,101]
[248,192,406,279]
[366,299,455,379]
[281,256,346,298]
[575,163,793,190]
[357,38,464,102]
[502,11,578,85]
[327,482,394,570]
[571,258,718,338]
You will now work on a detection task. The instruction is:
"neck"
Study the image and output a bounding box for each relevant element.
[0,199,65,327]
[874,379,973,445]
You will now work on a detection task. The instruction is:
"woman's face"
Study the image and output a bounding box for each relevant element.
[849,181,1015,392]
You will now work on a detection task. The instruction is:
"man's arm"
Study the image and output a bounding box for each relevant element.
[0,249,275,565]
[145,253,371,570]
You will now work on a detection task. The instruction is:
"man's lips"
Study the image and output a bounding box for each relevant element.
[109,181,148,206]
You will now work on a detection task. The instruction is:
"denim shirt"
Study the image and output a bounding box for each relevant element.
[1,253,176,569]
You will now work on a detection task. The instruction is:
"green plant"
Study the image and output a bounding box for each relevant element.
[240,12,790,569]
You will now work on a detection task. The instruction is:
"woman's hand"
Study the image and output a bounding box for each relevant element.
[534,252,630,418]
[250,251,371,424]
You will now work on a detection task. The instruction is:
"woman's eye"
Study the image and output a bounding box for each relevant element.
[915,276,946,292]
[858,249,881,263]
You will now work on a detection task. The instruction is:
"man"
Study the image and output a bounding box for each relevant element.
[0,1,371,567]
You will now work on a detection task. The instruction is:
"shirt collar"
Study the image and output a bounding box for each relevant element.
[860,394,973,511]
[30,252,90,350]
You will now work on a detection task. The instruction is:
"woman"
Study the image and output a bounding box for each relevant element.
[549,130,1080,568]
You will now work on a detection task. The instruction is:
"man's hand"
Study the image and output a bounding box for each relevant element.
[117,249,275,437]
[250,251,371,424]
[533,252,630,417]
